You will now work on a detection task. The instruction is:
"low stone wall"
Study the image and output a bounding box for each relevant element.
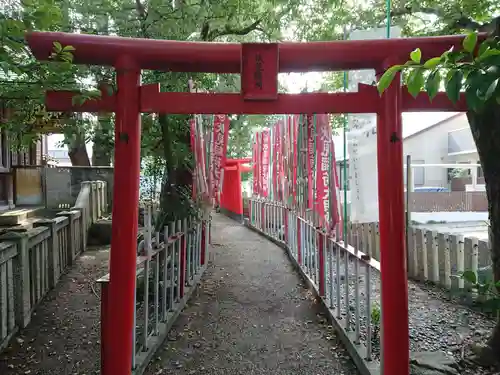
[0,181,108,351]
[45,166,113,209]
[348,222,491,294]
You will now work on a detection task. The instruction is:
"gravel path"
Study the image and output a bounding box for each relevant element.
[0,245,109,375]
[0,214,497,375]
[144,214,358,375]
[320,247,496,374]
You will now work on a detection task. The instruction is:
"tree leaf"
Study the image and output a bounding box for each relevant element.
[410,48,421,64]
[52,41,62,53]
[445,69,463,104]
[377,65,403,95]
[466,83,484,112]
[463,32,478,53]
[477,41,490,58]
[62,45,76,52]
[423,57,441,69]
[461,270,477,285]
[485,78,499,101]
[477,48,500,62]
[425,70,441,101]
[407,68,424,98]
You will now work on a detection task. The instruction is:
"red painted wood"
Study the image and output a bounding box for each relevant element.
[140,91,379,114]
[27,31,485,73]
[46,90,116,112]
[46,88,467,114]
[225,158,251,165]
[100,283,110,374]
[220,166,243,215]
[376,59,409,375]
[241,43,279,100]
[106,55,142,375]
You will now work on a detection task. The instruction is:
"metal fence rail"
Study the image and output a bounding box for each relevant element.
[98,203,210,375]
[247,198,381,375]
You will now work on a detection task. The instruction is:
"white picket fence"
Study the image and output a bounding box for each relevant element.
[348,222,490,293]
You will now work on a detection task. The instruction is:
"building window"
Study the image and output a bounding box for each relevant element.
[477,160,484,178]
[413,160,425,187]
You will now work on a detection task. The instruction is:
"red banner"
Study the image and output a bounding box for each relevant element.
[261,129,271,197]
[292,116,299,205]
[276,120,283,202]
[286,116,293,204]
[306,115,315,210]
[190,118,197,199]
[210,115,230,205]
[329,136,343,237]
[315,114,330,226]
[252,136,258,195]
[272,126,278,198]
[257,132,262,195]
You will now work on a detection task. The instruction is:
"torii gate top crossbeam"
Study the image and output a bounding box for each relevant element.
[26,31,485,73]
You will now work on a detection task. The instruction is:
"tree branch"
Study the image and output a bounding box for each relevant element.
[389,6,444,19]
[205,19,263,41]
[388,5,500,34]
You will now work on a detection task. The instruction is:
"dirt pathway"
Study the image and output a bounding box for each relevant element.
[0,246,109,375]
[145,214,358,375]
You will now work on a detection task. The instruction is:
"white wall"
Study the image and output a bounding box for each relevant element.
[403,114,470,188]
[450,152,480,164]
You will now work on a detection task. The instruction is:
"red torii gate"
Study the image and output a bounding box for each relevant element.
[219,158,252,220]
[26,31,478,375]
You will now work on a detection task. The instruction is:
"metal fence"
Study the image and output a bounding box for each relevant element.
[98,203,210,375]
[247,198,381,373]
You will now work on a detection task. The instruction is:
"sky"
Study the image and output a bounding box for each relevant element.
[281,71,459,160]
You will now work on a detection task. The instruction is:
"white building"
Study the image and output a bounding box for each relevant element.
[336,113,481,192]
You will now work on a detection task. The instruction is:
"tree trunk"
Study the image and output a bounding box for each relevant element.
[467,103,500,360]
[66,130,91,166]
[157,114,193,229]
[68,143,91,166]
[92,114,114,166]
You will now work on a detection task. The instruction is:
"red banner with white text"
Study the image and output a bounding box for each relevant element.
[210,115,230,205]
[306,115,315,210]
[249,115,344,235]
[261,129,271,197]
[252,136,258,195]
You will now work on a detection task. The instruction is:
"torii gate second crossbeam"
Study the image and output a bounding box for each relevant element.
[26,30,478,375]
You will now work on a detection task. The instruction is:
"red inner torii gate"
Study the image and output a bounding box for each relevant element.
[26,31,479,375]
[219,158,252,219]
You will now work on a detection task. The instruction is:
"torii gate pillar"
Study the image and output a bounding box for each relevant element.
[105,55,142,375]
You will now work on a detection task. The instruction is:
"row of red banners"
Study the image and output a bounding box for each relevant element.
[252,115,343,234]
[190,115,230,205]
